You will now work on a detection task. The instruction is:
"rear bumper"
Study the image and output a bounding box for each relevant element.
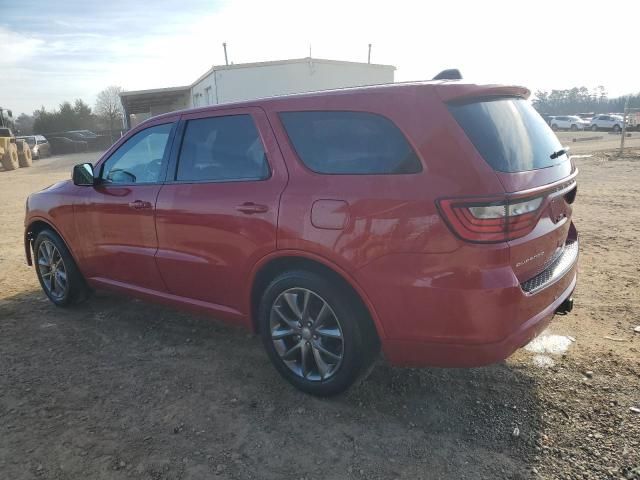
[381,273,576,367]
[355,227,579,367]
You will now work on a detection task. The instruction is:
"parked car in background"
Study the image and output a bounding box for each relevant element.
[24,80,578,396]
[539,113,553,125]
[590,114,624,132]
[68,130,98,139]
[17,135,51,159]
[624,112,640,131]
[576,113,594,121]
[550,116,590,131]
[48,130,111,151]
[47,136,88,154]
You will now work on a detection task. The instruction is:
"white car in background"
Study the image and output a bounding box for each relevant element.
[590,114,624,132]
[550,116,590,131]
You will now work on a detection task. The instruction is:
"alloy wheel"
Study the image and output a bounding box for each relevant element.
[37,240,68,300]
[269,288,344,381]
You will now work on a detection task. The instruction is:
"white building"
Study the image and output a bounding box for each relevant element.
[120,57,395,128]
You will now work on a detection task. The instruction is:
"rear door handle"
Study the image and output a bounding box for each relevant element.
[235,202,269,214]
[128,200,152,209]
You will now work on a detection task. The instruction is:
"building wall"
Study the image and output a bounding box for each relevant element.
[149,93,190,116]
[190,60,394,108]
[191,73,217,108]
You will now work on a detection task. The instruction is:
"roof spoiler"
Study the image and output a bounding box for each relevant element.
[433,69,462,80]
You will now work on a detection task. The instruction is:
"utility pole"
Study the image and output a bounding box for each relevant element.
[0,107,4,127]
[368,43,372,64]
[619,96,629,156]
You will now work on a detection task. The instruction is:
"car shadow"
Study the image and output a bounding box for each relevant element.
[0,289,541,479]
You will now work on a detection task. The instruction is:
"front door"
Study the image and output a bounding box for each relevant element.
[75,119,177,291]
[154,107,288,316]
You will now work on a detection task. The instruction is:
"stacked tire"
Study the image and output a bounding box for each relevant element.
[16,140,33,168]
[1,144,19,171]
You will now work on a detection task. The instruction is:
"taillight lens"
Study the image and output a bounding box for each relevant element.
[437,196,544,243]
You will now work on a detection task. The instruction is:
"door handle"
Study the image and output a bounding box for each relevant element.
[235,202,269,214]
[128,200,152,209]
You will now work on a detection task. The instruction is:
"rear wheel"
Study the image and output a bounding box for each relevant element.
[34,229,89,306]
[612,124,621,132]
[18,142,32,167]
[591,124,598,131]
[570,124,578,131]
[259,270,378,396]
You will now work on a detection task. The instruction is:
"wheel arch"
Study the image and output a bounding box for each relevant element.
[248,251,386,343]
[25,218,78,267]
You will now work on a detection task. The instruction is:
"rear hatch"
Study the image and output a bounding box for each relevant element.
[438,86,578,286]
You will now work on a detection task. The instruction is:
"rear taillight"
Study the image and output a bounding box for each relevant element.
[437,196,544,243]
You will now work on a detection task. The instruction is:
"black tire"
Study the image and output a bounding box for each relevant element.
[570,124,578,131]
[551,124,558,131]
[259,270,378,396]
[591,125,598,131]
[33,229,89,306]
[612,124,621,132]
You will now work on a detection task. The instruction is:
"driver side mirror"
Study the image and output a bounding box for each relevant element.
[72,163,95,186]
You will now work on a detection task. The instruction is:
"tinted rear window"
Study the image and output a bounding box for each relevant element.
[280,111,421,174]
[448,98,568,172]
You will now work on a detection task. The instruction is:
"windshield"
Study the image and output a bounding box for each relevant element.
[24,136,36,145]
[448,97,568,173]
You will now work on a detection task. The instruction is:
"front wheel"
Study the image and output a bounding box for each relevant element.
[570,124,578,131]
[612,124,621,132]
[2,145,19,170]
[33,229,89,306]
[259,270,378,396]
[551,124,559,131]
[591,125,598,131]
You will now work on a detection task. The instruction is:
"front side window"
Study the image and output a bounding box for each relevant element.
[280,111,422,174]
[100,123,173,184]
[176,114,269,182]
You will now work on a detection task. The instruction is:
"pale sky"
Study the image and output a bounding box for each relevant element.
[1,0,638,116]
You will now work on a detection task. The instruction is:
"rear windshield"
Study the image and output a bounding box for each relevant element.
[448,97,568,173]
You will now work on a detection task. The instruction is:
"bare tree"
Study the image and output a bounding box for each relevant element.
[95,86,123,141]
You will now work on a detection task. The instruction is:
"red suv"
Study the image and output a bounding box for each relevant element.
[24,81,578,396]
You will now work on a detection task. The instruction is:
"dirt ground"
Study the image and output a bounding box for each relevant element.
[555,131,640,155]
[1,147,639,480]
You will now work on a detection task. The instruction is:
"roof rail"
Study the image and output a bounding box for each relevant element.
[433,69,462,80]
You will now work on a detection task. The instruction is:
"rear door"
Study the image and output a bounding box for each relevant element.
[154,107,288,315]
[446,95,577,283]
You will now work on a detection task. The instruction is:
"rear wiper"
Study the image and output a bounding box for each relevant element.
[550,147,569,160]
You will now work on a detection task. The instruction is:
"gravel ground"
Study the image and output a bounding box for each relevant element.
[0,150,639,479]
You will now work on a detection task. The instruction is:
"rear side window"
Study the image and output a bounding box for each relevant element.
[280,111,422,174]
[176,115,269,182]
[448,97,568,173]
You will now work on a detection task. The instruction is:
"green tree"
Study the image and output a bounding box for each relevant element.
[14,113,34,135]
